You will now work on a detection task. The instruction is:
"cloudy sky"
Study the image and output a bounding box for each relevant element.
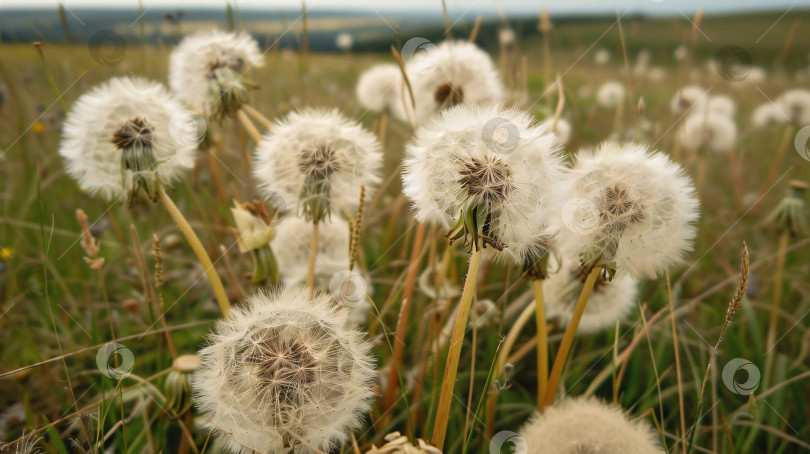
[0,0,804,16]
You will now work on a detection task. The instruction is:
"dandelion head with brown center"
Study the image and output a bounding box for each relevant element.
[519,397,665,454]
[556,141,699,279]
[398,40,504,125]
[253,108,382,224]
[59,77,197,205]
[193,287,376,453]
[356,64,403,113]
[402,103,565,264]
[169,29,264,121]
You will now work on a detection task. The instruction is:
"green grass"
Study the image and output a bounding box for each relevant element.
[1,10,810,454]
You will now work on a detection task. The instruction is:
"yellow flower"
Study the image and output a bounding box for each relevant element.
[0,247,13,261]
[32,122,45,134]
[230,200,275,253]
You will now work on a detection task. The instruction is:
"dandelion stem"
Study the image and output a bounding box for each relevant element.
[765,230,789,383]
[666,271,688,454]
[543,266,600,407]
[533,279,548,408]
[236,108,263,144]
[241,104,274,131]
[760,124,794,198]
[158,187,230,316]
[431,246,483,449]
[306,221,319,298]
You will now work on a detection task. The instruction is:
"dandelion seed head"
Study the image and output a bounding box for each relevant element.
[539,117,572,145]
[777,88,810,125]
[670,85,707,114]
[59,77,197,202]
[402,103,566,264]
[751,102,785,128]
[519,397,665,454]
[272,215,350,288]
[596,81,625,109]
[193,287,376,453]
[678,111,738,152]
[356,64,403,113]
[707,94,736,117]
[169,29,263,118]
[253,108,382,223]
[556,141,699,278]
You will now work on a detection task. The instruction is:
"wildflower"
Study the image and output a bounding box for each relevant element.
[556,141,699,278]
[402,103,565,263]
[253,108,382,223]
[544,257,639,333]
[670,85,707,114]
[271,215,350,288]
[400,40,504,125]
[678,111,738,152]
[356,64,404,113]
[169,29,263,121]
[519,397,665,454]
[596,81,625,109]
[193,287,376,453]
[59,77,197,205]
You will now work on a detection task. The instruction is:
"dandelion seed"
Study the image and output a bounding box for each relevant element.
[519,397,665,454]
[253,108,382,224]
[402,103,565,262]
[556,141,699,278]
[169,29,263,121]
[59,77,197,204]
[193,287,376,453]
[400,40,504,125]
[356,64,404,113]
[678,111,738,152]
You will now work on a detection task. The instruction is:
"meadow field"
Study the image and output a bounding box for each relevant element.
[1,7,810,454]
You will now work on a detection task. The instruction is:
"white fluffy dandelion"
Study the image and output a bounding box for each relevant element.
[751,103,787,128]
[539,117,572,146]
[707,94,736,117]
[776,88,810,125]
[670,85,707,114]
[193,287,376,453]
[596,81,625,109]
[556,141,699,278]
[356,64,404,113]
[272,215,350,288]
[401,40,504,125]
[594,48,610,65]
[253,108,382,223]
[169,29,264,120]
[519,397,665,454]
[544,257,639,334]
[59,76,197,204]
[678,112,738,152]
[402,103,565,265]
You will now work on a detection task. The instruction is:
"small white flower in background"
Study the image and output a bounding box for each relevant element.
[544,254,638,334]
[253,108,382,223]
[402,103,565,266]
[356,64,404,113]
[271,215,350,288]
[670,85,707,114]
[169,29,263,121]
[674,44,690,62]
[594,48,610,65]
[707,94,736,117]
[596,81,625,109]
[751,102,787,128]
[556,141,700,279]
[399,40,504,125]
[59,77,197,204]
[193,287,375,454]
[776,88,810,125]
[678,111,738,152]
[539,117,572,146]
[519,396,665,454]
[498,27,516,47]
[336,32,354,51]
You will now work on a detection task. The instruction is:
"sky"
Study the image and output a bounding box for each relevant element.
[0,0,805,16]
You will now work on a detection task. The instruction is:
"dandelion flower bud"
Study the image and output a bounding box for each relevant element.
[59,77,197,204]
[776,88,810,125]
[230,199,279,284]
[271,215,350,287]
[169,29,264,121]
[253,108,382,223]
[596,81,625,109]
[557,141,699,278]
[519,396,665,454]
[401,40,504,125]
[356,64,404,113]
[544,256,638,334]
[193,287,376,453]
[670,85,707,114]
[402,103,565,262]
[678,112,738,152]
